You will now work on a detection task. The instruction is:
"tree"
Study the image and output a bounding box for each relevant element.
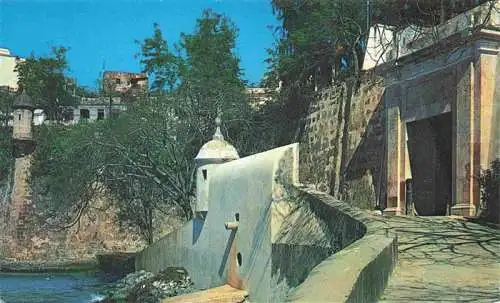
[31,9,272,244]
[257,1,369,146]
[0,89,13,191]
[136,23,182,92]
[479,159,500,223]
[30,122,109,229]
[15,46,77,120]
[268,1,366,90]
[30,97,196,244]
[0,88,14,128]
[178,9,250,144]
[137,9,262,155]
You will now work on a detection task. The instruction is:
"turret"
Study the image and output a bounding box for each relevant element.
[12,90,36,157]
[194,115,239,217]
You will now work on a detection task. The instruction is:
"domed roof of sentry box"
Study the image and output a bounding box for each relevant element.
[13,90,35,110]
[195,116,239,162]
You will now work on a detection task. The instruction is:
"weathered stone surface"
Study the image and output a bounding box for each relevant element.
[0,259,98,273]
[300,77,386,210]
[0,183,146,263]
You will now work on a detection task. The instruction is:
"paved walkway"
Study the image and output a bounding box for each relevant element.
[379,216,500,302]
[163,284,248,303]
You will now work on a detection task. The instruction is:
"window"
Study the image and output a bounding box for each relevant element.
[80,109,90,119]
[18,114,21,120]
[62,108,74,122]
[97,109,104,120]
[131,79,140,88]
[202,169,207,180]
[115,78,121,84]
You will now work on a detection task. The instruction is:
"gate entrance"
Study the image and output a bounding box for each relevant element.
[406,113,452,216]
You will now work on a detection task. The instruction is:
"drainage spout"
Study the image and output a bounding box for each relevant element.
[225,221,239,230]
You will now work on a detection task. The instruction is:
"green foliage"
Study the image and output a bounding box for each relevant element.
[271,0,367,85]
[269,0,366,87]
[0,89,14,128]
[15,46,77,120]
[479,159,500,223]
[136,23,182,92]
[0,91,13,195]
[31,9,278,244]
[0,129,12,182]
[30,97,197,244]
[31,123,109,226]
[261,0,369,144]
[137,9,269,155]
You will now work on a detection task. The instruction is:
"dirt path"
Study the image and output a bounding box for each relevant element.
[379,216,500,302]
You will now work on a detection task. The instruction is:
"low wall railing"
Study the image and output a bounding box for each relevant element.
[286,187,397,303]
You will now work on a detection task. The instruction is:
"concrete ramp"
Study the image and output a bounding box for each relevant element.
[163,285,247,303]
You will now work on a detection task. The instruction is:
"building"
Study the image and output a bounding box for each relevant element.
[103,71,148,95]
[62,96,126,124]
[246,87,273,109]
[63,71,149,124]
[0,48,23,91]
[365,0,499,216]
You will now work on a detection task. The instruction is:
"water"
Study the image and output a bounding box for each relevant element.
[0,271,114,303]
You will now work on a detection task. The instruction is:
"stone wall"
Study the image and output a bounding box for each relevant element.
[0,192,145,262]
[300,77,386,210]
[286,188,397,303]
[0,157,145,262]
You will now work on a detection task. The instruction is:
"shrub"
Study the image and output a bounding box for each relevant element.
[479,159,500,223]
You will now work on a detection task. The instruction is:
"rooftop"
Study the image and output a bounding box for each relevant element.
[195,116,239,162]
[103,71,148,79]
[13,90,35,109]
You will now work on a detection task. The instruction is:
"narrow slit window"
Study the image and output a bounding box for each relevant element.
[202,169,207,180]
[18,114,21,120]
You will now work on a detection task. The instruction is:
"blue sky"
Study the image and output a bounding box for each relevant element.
[0,0,279,89]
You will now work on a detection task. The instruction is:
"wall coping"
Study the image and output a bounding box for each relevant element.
[287,187,397,303]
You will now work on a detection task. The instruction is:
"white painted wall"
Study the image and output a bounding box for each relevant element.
[135,144,300,302]
[0,49,22,90]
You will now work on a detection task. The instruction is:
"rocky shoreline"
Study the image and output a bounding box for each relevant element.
[96,268,196,303]
[0,259,99,273]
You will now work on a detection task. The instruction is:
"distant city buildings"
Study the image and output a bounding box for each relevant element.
[0,48,23,91]
[2,48,276,125]
[62,96,127,124]
[103,71,148,95]
[0,56,150,126]
[61,71,149,124]
[246,87,273,109]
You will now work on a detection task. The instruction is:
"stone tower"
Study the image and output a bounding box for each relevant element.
[10,90,36,243]
[12,90,36,157]
[194,116,239,218]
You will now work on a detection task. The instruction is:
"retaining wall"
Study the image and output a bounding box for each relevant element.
[135,143,397,302]
[286,188,397,303]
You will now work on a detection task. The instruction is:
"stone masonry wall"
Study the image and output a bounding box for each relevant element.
[0,157,146,262]
[300,76,386,210]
